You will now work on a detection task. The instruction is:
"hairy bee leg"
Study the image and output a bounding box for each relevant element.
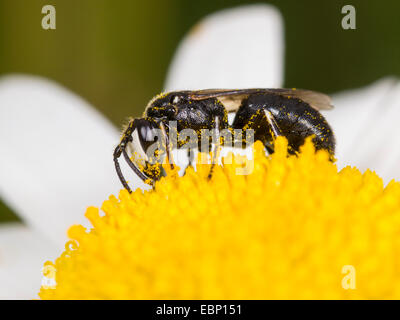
[113,120,154,192]
[113,120,137,193]
[244,109,283,151]
[114,143,154,192]
[113,146,133,193]
[158,121,174,170]
[263,110,283,153]
[207,116,221,180]
[122,148,153,184]
[238,109,282,154]
[264,110,282,138]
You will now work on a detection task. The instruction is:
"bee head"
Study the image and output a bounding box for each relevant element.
[146,92,188,120]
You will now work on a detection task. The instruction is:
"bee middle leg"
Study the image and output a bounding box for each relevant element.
[207,116,222,180]
[158,121,174,171]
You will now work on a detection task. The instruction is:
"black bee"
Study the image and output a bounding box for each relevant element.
[114,88,335,192]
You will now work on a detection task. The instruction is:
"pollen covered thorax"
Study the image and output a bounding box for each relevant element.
[39,137,400,299]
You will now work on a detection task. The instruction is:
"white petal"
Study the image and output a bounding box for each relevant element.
[164,4,284,91]
[0,223,59,299]
[0,75,147,248]
[322,77,400,183]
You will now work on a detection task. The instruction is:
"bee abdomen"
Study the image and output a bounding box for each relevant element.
[269,99,335,155]
[233,93,335,155]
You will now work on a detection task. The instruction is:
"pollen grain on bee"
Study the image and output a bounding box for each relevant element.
[142,120,255,167]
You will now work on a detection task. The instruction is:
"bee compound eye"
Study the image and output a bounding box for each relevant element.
[139,120,165,152]
[138,122,157,144]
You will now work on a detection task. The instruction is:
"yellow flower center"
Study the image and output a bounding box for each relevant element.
[39,137,400,299]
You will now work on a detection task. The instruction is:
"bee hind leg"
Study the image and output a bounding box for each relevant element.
[113,145,133,193]
[242,109,283,154]
[262,109,283,154]
[207,116,222,180]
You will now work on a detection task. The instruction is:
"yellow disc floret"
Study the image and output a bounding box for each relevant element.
[39,137,400,299]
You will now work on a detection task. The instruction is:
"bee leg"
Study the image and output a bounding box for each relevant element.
[207,116,222,180]
[114,145,133,193]
[242,109,283,153]
[113,120,154,192]
[158,121,174,171]
[185,148,194,172]
[262,109,283,153]
[263,109,282,138]
[114,144,154,192]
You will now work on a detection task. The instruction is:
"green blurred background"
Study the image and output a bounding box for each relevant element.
[1,0,400,222]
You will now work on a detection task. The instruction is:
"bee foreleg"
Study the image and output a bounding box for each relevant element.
[113,145,133,193]
[113,120,154,192]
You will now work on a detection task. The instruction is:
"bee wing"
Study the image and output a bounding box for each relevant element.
[189,89,261,112]
[267,88,334,110]
[189,88,333,111]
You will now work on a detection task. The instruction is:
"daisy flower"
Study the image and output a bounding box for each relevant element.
[0,4,399,299]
